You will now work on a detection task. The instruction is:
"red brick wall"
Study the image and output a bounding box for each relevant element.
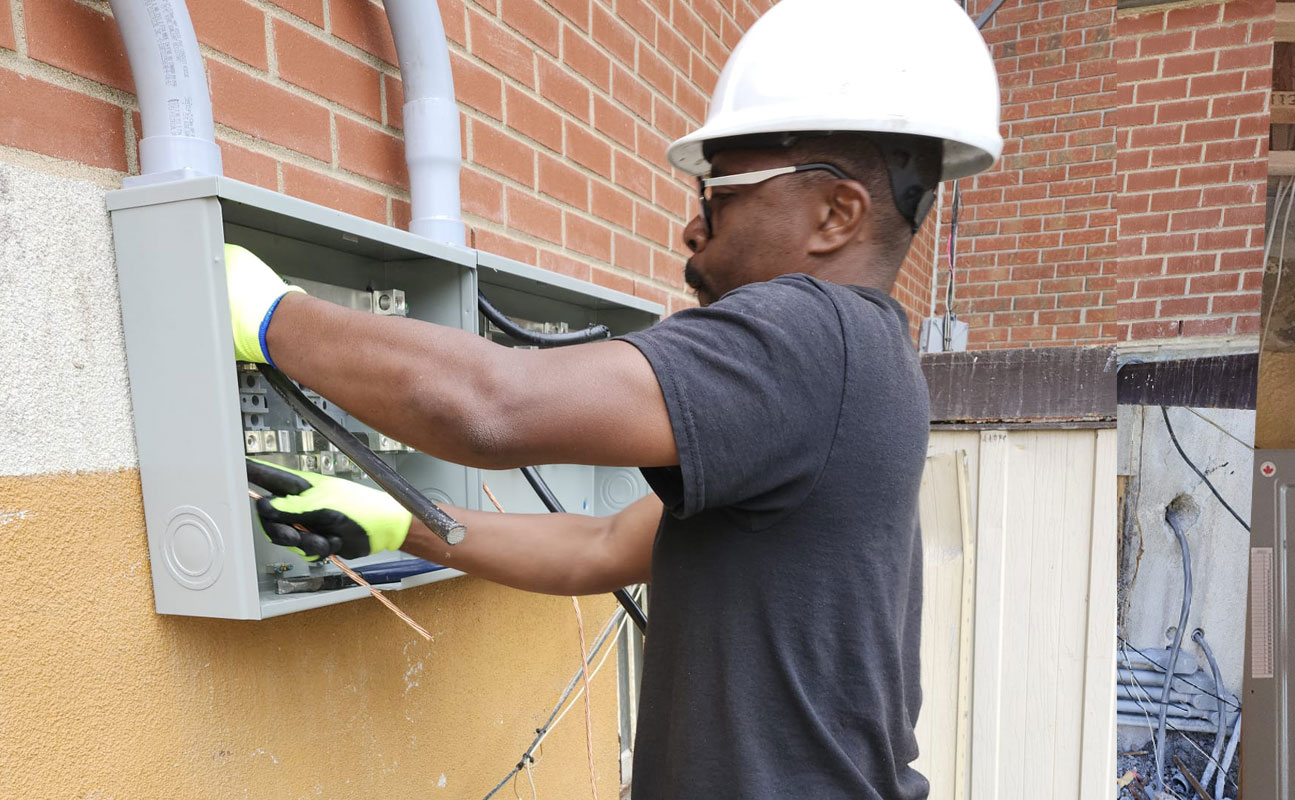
[894,205,939,342]
[910,0,1120,349]
[0,0,782,316]
[1115,0,1272,341]
[3,0,1275,346]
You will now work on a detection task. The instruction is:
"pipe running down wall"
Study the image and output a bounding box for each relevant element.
[109,0,222,182]
[383,0,465,245]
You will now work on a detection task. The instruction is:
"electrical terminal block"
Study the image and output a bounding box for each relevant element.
[244,430,279,454]
[240,391,270,414]
[298,430,316,452]
[296,454,318,472]
[238,370,267,394]
[318,453,336,475]
[371,288,407,316]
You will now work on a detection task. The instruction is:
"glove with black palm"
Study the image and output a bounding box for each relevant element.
[246,458,412,561]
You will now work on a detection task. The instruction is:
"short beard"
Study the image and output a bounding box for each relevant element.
[683,260,707,294]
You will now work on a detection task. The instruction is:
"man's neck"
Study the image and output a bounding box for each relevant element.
[804,254,897,295]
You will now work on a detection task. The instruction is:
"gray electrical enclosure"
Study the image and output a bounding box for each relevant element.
[108,176,660,620]
[1243,448,1295,799]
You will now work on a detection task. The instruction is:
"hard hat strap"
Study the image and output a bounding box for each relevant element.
[701,131,942,234]
[871,135,943,234]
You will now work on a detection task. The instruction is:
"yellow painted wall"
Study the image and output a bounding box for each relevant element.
[1,469,623,799]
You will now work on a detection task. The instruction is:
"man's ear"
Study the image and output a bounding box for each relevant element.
[807,180,871,255]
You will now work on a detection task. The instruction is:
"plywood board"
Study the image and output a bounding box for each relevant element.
[915,450,972,800]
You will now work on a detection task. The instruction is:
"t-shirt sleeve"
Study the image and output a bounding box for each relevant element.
[619,275,847,528]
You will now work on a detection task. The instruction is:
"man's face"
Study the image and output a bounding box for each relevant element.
[681,149,823,306]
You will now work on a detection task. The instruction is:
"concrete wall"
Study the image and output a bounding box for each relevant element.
[1117,399,1254,727]
[0,160,622,798]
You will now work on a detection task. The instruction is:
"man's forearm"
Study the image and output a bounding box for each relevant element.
[266,292,508,467]
[399,501,653,596]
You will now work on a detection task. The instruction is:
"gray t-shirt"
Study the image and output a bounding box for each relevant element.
[620,273,929,800]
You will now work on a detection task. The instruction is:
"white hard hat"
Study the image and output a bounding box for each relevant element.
[667,0,1004,182]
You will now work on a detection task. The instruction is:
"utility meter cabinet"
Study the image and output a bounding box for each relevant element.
[108,176,661,620]
[1244,449,1295,799]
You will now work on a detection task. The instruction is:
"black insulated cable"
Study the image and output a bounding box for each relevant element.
[479,292,612,348]
[1160,405,1250,532]
[975,0,1010,29]
[257,364,467,545]
[521,465,649,634]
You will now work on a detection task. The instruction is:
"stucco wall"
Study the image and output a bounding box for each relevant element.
[0,160,622,798]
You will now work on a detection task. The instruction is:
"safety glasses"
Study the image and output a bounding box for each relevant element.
[696,162,853,236]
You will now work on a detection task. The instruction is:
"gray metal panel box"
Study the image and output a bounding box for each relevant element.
[108,176,661,619]
[1243,449,1295,798]
[474,251,661,517]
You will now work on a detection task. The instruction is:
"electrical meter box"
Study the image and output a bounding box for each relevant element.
[1243,449,1295,799]
[107,176,661,620]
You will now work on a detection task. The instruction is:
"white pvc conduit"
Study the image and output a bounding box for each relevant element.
[109,0,222,179]
[383,0,465,245]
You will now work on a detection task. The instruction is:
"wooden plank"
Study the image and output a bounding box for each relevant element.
[1278,4,1295,42]
[970,431,1010,800]
[1272,149,1295,177]
[1116,353,1258,409]
[954,451,974,800]
[922,346,1117,425]
[1273,91,1295,124]
[1051,432,1098,798]
[1078,429,1119,800]
[915,451,967,798]
[1019,432,1060,795]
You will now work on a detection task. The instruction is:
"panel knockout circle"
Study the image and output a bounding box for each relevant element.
[600,470,641,512]
[162,506,225,590]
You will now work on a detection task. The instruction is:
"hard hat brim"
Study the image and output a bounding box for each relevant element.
[667,114,1004,182]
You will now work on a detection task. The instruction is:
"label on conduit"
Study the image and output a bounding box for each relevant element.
[1251,547,1275,679]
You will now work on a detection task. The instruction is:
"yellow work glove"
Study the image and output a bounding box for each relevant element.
[223,244,305,365]
[247,459,412,560]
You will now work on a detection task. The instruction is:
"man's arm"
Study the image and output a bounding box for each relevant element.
[266,292,677,470]
[401,493,661,595]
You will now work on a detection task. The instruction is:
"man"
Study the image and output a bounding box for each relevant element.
[231,1,1002,796]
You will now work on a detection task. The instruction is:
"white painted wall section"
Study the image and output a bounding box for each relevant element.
[0,162,136,476]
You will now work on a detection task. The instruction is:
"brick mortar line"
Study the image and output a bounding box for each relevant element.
[432,27,701,194]
[457,103,691,238]
[265,9,279,80]
[445,17,710,190]
[587,0,734,58]
[0,142,125,187]
[122,108,138,174]
[8,0,22,57]
[0,46,139,109]
[210,120,415,201]
[588,0,726,112]
[1115,0,1231,18]
[252,0,400,79]
[198,46,406,139]
[469,215,691,296]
